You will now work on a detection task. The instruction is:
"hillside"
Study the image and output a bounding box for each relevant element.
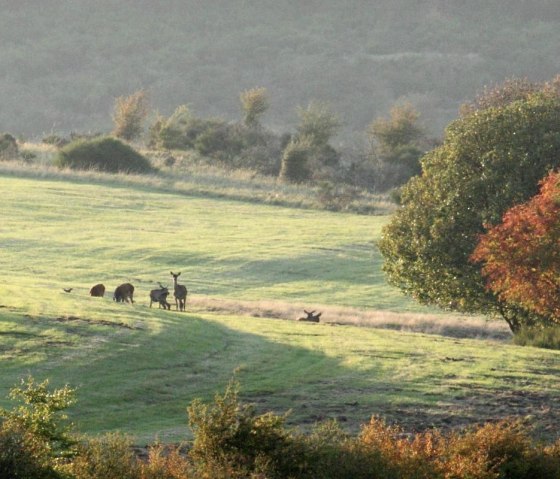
[1,174,560,445]
[3,0,560,139]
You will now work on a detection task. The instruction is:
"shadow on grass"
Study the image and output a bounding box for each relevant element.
[3,307,560,443]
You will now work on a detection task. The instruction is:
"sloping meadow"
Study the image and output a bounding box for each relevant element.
[1,175,559,443]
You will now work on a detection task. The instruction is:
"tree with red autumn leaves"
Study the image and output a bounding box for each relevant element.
[471,171,560,322]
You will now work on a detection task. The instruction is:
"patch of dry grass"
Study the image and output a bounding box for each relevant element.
[188,296,512,341]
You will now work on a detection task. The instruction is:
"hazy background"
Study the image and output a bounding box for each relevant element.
[2,0,559,140]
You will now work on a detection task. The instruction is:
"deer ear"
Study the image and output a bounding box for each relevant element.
[177,272,181,276]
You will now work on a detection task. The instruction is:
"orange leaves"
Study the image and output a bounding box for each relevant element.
[471,172,560,320]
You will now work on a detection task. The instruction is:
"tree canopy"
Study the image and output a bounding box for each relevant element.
[378,89,560,332]
[471,171,560,322]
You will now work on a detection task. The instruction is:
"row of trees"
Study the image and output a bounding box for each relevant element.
[109,87,427,190]
[379,76,560,335]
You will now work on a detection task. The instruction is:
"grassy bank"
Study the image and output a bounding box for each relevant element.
[2,174,557,444]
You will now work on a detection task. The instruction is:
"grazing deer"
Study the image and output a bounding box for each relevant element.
[297,310,322,322]
[89,283,106,297]
[150,283,171,310]
[170,271,187,311]
[113,283,135,303]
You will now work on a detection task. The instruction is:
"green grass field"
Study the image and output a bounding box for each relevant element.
[1,173,560,444]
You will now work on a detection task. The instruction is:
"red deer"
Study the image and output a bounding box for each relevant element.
[297,310,322,322]
[89,283,106,297]
[150,283,171,310]
[113,283,134,303]
[170,271,187,311]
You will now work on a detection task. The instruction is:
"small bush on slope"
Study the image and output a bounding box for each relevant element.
[55,136,153,174]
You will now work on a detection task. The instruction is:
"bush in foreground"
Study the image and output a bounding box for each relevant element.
[55,136,153,174]
[4,377,560,478]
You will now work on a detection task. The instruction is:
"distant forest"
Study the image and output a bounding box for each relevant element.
[3,0,560,141]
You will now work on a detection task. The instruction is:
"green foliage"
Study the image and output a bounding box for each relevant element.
[151,105,283,174]
[188,380,305,478]
[149,105,193,150]
[304,420,392,479]
[296,101,340,147]
[460,77,541,116]
[0,133,18,160]
[68,433,140,479]
[368,103,426,189]
[379,90,560,332]
[0,377,76,459]
[55,136,153,174]
[0,377,75,479]
[279,137,312,183]
[240,87,269,127]
[316,181,361,211]
[0,423,61,479]
[193,119,244,160]
[112,90,149,141]
[369,103,423,154]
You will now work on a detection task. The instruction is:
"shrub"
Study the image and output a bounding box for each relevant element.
[305,420,394,479]
[0,376,76,460]
[68,433,140,479]
[187,381,307,478]
[279,137,312,183]
[296,101,340,147]
[0,132,18,160]
[0,423,61,479]
[240,87,269,128]
[55,136,153,174]
[442,420,546,479]
[151,105,283,175]
[316,181,360,211]
[0,376,76,479]
[140,444,193,479]
[112,90,149,141]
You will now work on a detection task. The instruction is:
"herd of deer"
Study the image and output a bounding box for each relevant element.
[79,271,322,321]
[86,271,188,312]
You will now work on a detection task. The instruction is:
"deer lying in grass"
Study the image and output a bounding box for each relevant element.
[170,271,187,311]
[89,283,105,297]
[150,283,171,310]
[297,310,322,322]
[113,283,135,303]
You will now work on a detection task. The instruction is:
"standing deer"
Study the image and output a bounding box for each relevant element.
[297,310,322,322]
[113,283,135,303]
[170,271,187,311]
[150,283,171,310]
[89,283,106,297]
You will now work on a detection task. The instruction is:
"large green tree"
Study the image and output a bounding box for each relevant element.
[378,91,560,333]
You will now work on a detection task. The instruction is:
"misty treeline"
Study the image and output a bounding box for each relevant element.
[2,0,560,140]
[38,85,428,194]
